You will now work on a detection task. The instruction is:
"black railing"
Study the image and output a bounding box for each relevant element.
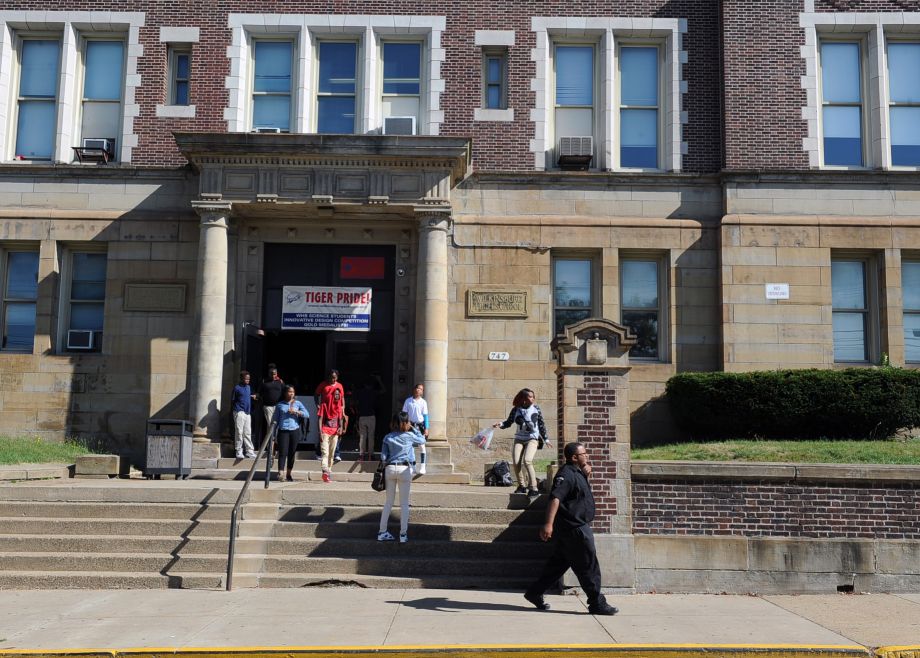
[226,421,276,591]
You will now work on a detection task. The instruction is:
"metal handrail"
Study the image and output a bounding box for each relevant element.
[226,421,277,591]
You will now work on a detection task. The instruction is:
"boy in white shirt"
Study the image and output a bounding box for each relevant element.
[401,383,429,438]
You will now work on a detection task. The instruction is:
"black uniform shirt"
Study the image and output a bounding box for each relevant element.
[260,379,285,406]
[550,462,595,530]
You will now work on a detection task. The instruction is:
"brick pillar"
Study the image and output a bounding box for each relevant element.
[552,319,637,588]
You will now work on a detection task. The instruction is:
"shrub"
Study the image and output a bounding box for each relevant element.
[665,369,920,440]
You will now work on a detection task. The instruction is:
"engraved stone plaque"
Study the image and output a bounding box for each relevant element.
[124,283,187,312]
[466,288,529,318]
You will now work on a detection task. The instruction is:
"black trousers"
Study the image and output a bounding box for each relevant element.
[277,428,301,472]
[526,524,606,608]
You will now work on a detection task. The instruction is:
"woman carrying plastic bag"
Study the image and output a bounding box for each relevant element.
[492,388,551,496]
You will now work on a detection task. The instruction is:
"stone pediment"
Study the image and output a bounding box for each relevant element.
[174,133,471,209]
[551,318,637,369]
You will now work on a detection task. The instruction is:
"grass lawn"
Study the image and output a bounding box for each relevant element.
[0,437,95,465]
[631,437,920,464]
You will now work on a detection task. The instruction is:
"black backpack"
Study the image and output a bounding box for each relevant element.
[485,460,514,487]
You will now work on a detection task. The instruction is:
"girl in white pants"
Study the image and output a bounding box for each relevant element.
[378,412,426,543]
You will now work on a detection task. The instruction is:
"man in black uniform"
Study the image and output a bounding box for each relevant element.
[524,441,618,615]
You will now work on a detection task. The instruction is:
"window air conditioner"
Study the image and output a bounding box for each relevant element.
[382,116,416,136]
[557,136,594,170]
[66,329,95,350]
[82,137,113,153]
[253,126,282,133]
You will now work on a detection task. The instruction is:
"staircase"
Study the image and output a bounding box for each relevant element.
[0,479,550,590]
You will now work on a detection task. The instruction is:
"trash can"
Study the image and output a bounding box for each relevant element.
[145,419,193,480]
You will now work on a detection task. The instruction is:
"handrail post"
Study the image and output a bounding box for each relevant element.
[226,421,276,591]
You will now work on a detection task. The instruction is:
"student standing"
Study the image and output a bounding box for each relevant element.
[355,375,385,461]
[272,385,308,482]
[493,388,549,496]
[401,383,429,438]
[316,369,346,482]
[231,371,257,459]
[378,412,426,543]
[259,367,285,435]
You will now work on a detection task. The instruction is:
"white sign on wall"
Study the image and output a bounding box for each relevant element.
[281,286,372,331]
[488,352,510,361]
[765,283,790,300]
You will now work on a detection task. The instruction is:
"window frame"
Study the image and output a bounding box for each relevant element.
[0,246,40,353]
[830,253,880,365]
[168,46,192,106]
[551,252,600,336]
[885,37,920,170]
[249,37,296,133]
[379,38,426,134]
[619,252,669,361]
[482,48,508,110]
[551,41,598,166]
[902,258,920,364]
[314,38,361,135]
[818,37,869,169]
[12,34,62,162]
[615,41,665,171]
[77,35,127,162]
[58,247,107,355]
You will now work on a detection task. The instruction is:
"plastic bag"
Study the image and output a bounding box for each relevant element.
[470,427,494,450]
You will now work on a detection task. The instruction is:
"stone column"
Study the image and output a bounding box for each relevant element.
[188,200,232,441]
[414,210,450,457]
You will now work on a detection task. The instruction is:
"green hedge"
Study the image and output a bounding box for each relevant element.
[665,369,920,440]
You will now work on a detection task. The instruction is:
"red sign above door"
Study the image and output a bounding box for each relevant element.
[340,256,385,279]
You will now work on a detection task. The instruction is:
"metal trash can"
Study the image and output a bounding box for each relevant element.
[145,419,193,480]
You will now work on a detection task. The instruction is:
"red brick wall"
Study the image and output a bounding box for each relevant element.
[633,481,920,539]
[15,0,722,172]
[577,374,618,533]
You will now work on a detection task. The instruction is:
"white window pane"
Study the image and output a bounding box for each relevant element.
[317,96,355,133]
[382,95,419,120]
[5,252,39,299]
[821,42,861,103]
[383,43,420,94]
[554,260,592,307]
[70,303,104,331]
[620,109,658,168]
[254,42,292,93]
[318,42,356,94]
[890,107,920,166]
[81,101,120,142]
[622,260,659,308]
[20,40,60,97]
[620,47,658,106]
[833,312,867,361]
[555,107,592,137]
[253,95,290,131]
[888,43,920,103]
[84,41,124,100]
[832,260,865,309]
[904,263,920,310]
[556,46,593,106]
[823,106,862,166]
[905,314,920,362]
[15,101,56,159]
[3,303,36,351]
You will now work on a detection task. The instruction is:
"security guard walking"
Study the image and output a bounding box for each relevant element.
[524,441,618,615]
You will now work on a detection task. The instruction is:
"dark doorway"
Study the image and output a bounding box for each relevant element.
[257,243,396,454]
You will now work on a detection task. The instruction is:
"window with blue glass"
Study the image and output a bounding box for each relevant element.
[1,250,39,352]
[66,252,107,352]
[621,257,663,359]
[903,261,920,363]
[483,51,507,110]
[81,40,124,160]
[317,41,357,134]
[832,259,873,362]
[170,48,191,106]
[382,42,421,130]
[553,257,594,334]
[554,45,594,142]
[15,39,60,160]
[619,46,660,169]
[887,42,920,167]
[821,42,864,167]
[252,40,293,132]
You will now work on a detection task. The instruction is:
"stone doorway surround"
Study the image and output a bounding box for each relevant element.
[173,133,471,471]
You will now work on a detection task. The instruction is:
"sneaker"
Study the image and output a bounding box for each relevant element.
[527,488,541,497]
[245,452,257,459]
[334,455,342,463]
[588,603,619,616]
[235,453,244,460]
[514,486,527,494]
[377,531,396,542]
[524,592,550,611]
[399,533,408,544]
[321,472,330,483]
[285,474,294,482]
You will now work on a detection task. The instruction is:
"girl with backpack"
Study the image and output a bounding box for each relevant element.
[493,388,550,497]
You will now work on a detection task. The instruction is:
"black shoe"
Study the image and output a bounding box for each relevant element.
[588,603,618,616]
[285,474,294,482]
[524,592,550,611]
[514,486,527,494]
[527,488,541,497]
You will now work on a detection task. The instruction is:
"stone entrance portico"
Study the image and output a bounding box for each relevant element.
[174,133,471,470]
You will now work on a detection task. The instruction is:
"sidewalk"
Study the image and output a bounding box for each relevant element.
[1,588,918,652]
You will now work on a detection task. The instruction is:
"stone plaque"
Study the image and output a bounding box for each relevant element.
[466,288,528,318]
[124,283,187,312]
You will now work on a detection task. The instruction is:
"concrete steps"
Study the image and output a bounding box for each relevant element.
[0,480,545,590]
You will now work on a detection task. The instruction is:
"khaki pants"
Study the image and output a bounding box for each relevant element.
[262,405,276,431]
[320,433,339,472]
[233,411,254,456]
[512,440,539,488]
[358,416,376,455]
